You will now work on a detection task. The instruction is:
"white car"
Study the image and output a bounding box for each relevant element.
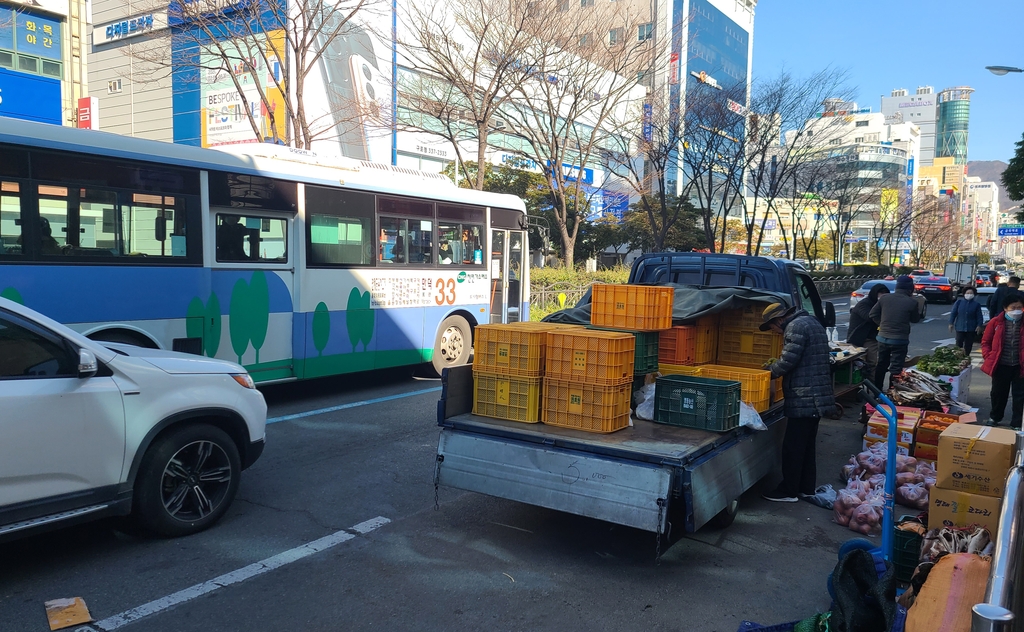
[0,297,266,540]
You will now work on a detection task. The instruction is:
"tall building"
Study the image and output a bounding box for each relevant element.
[881,87,937,166]
[0,0,89,126]
[936,86,974,165]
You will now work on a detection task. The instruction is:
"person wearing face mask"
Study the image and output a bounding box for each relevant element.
[949,286,985,356]
[981,294,1024,427]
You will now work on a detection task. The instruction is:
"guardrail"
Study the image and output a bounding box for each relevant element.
[972,432,1024,632]
[530,283,590,313]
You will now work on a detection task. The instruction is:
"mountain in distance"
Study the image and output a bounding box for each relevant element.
[968,160,1017,211]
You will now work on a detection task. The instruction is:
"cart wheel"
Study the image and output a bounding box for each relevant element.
[706,499,739,529]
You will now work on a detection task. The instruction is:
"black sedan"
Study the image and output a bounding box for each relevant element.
[914,276,955,303]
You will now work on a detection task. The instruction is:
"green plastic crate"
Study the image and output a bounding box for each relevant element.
[654,375,741,431]
[893,516,924,583]
[588,328,660,374]
[834,364,863,384]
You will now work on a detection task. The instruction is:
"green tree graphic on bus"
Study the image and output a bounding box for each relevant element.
[227,271,271,364]
[1,287,24,305]
[186,292,221,358]
[346,287,374,352]
[312,301,330,356]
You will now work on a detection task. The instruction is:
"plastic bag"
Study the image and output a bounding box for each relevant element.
[895,482,929,510]
[834,488,863,526]
[634,383,657,421]
[739,401,767,431]
[849,493,885,535]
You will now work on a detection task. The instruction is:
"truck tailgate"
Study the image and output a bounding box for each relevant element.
[437,428,672,532]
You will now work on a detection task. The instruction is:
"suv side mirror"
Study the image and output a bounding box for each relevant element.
[78,348,98,379]
[824,301,836,328]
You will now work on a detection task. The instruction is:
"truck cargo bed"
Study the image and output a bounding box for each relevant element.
[435,365,785,535]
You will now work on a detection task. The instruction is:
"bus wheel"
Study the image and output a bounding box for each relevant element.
[432,315,471,375]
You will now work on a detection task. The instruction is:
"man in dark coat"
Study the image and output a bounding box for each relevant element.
[988,276,1021,316]
[760,303,836,503]
[869,275,921,389]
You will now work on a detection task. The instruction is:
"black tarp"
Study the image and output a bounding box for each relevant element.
[541,283,793,326]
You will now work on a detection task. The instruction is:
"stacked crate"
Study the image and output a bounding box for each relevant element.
[472,322,581,424]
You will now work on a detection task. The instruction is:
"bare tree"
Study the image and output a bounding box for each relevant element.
[130,0,385,150]
[398,0,539,189]
[497,3,652,266]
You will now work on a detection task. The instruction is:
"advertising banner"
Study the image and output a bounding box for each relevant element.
[0,67,61,124]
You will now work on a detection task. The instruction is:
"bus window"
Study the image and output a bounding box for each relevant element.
[438,222,483,265]
[37,185,70,254]
[0,182,23,256]
[407,219,433,264]
[378,217,407,264]
[306,186,374,266]
[216,214,287,263]
[124,194,186,257]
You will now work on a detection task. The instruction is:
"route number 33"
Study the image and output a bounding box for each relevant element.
[435,277,456,305]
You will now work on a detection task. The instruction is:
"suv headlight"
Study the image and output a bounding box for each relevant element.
[232,373,256,389]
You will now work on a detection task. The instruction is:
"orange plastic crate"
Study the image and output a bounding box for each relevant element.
[716,327,783,369]
[694,315,718,364]
[473,372,543,423]
[545,329,635,386]
[542,378,631,433]
[699,364,772,412]
[659,326,697,364]
[659,363,704,377]
[590,284,674,331]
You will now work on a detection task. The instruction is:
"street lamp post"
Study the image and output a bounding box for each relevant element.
[986,66,1024,76]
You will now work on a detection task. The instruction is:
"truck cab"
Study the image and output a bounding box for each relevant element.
[628,253,836,328]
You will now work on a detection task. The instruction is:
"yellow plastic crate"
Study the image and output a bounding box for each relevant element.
[699,364,772,412]
[716,327,783,369]
[590,284,674,331]
[694,315,718,364]
[545,329,635,386]
[473,323,568,377]
[542,377,631,433]
[659,363,704,377]
[772,376,784,404]
[722,305,768,331]
[473,372,542,423]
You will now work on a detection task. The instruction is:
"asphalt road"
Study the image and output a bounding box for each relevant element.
[0,297,974,632]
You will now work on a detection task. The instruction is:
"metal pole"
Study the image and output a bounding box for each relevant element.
[973,432,1024,632]
[390,0,398,166]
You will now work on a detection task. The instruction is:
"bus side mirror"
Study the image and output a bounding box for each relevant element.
[154,216,167,242]
[824,301,836,328]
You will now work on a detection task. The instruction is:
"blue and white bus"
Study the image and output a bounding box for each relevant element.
[0,119,529,381]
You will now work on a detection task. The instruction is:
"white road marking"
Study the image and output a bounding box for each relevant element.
[932,338,957,346]
[93,516,391,630]
[941,311,951,316]
[267,388,441,424]
[924,318,935,323]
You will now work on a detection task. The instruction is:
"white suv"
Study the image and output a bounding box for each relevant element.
[0,297,267,539]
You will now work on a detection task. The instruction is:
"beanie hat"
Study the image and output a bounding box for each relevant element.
[896,275,914,291]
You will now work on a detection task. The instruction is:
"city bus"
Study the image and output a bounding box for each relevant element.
[0,118,529,381]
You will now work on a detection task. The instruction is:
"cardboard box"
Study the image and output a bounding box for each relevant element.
[937,424,1017,497]
[866,416,917,444]
[929,487,1002,539]
[936,366,972,400]
[914,443,938,461]
[864,436,910,456]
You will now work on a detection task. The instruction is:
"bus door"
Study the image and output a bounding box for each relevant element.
[488,227,527,324]
[209,208,295,381]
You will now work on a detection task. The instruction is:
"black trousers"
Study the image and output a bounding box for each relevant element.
[955,330,977,356]
[875,342,909,388]
[780,416,820,497]
[990,364,1024,426]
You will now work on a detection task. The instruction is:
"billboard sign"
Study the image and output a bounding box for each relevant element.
[0,67,62,124]
[77,96,98,129]
[4,0,68,18]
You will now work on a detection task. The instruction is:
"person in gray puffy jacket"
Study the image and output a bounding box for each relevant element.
[759,303,836,503]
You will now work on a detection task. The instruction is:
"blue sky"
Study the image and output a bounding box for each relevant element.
[753,0,1024,163]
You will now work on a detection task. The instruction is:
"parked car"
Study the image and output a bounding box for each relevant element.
[914,276,955,303]
[0,297,267,541]
[850,280,927,319]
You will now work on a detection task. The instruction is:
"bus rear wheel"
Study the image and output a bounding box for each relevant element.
[432,315,472,376]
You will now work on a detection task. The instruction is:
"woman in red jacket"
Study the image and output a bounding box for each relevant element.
[981,293,1024,426]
